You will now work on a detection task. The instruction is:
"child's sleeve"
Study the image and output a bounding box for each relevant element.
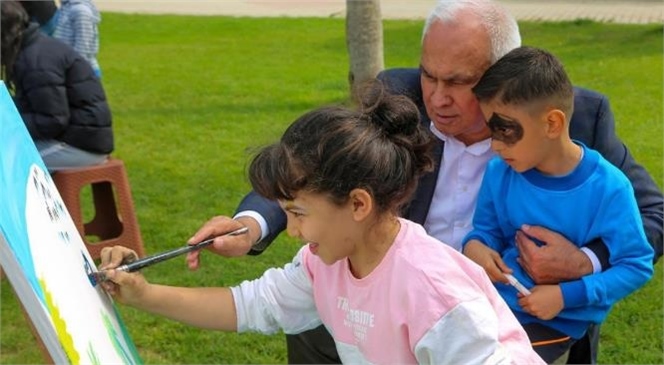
[231,246,322,334]
[413,296,541,364]
[561,183,654,309]
[70,4,98,61]
[462,161,507,253]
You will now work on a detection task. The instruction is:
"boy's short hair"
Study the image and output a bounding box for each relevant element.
[472,46,574,118]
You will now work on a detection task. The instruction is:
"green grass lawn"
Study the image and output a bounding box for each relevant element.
[1,14,662,364]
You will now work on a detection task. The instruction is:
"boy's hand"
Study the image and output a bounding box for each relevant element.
[517,284,564,320]
[99,246,149,306]
[463,240,512,284]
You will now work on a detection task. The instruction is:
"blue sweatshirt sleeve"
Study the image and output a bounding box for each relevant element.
[561,181,654,309]
[463,162,507,253]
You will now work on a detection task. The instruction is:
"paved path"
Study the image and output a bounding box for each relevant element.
[95,0,664,24]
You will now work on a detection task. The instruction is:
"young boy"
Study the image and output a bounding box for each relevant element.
[462,46,654,363]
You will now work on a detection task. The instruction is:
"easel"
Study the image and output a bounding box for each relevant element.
[1,265,55,364]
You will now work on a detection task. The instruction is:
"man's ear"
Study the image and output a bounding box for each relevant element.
[545,109,566,138]
[349,188,372,221]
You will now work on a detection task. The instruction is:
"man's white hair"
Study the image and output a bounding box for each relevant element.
[422,0,521,63]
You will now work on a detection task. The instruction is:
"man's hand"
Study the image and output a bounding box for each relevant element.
[463,240,512,284]
[516,224,593,284]
[185,215,262,270]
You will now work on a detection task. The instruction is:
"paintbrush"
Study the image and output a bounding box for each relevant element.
[90,226,248,285]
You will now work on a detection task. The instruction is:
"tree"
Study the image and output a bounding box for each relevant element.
[346,0,384,103]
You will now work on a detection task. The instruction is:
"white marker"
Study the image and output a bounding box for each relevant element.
[504,273,532,296]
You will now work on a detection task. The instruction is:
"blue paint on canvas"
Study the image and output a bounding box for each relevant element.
[0,81,45,305]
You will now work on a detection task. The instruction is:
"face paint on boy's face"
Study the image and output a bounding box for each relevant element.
[487,113,524,145]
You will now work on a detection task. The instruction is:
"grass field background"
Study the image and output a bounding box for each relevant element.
[1,14,662,364]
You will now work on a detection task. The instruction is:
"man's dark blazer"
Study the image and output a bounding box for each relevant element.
[239,68,663,263]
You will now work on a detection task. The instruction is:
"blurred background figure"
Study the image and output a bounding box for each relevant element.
[1,0,113,173]
[52,0,102,77]
[18,0,60,35]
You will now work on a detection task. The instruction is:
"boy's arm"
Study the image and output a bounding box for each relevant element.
[463,240,511,284]
[561,188,654,310]
[571,89,663,264]
[462,163,507,253]
[462,166,512,282]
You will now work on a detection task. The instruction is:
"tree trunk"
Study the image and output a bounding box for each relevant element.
[346,0,384,104]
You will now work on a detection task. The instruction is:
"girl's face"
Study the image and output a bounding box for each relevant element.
[279,190,357,265]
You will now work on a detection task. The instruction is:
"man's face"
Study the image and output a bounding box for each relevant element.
[420,15,493,146]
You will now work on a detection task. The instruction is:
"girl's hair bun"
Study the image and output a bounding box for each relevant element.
[359,80,421,137]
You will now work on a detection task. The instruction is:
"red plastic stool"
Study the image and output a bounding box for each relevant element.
[52,158,145,260]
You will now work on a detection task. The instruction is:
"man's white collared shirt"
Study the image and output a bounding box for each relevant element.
[424,123,494,251]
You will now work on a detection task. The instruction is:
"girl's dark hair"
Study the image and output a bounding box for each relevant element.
[249,81,435,215]
[1,1,29,91]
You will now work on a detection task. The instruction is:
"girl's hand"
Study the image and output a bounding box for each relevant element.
[98,246,149,306]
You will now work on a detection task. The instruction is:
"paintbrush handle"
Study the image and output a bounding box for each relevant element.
[116,242,210,273]
[116,226,248,273]
[504,273,532,296]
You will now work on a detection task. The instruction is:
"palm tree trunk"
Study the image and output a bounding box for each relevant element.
[346,0,384,103]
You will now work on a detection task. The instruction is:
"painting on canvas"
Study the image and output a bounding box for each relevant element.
[0,81,142,364]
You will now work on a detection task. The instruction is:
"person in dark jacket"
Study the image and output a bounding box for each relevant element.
[1,0,113,172]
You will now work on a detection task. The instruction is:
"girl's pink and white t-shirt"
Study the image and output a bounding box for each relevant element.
[233,218,543,364]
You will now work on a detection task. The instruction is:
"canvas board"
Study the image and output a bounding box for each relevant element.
[0,81,142,364]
